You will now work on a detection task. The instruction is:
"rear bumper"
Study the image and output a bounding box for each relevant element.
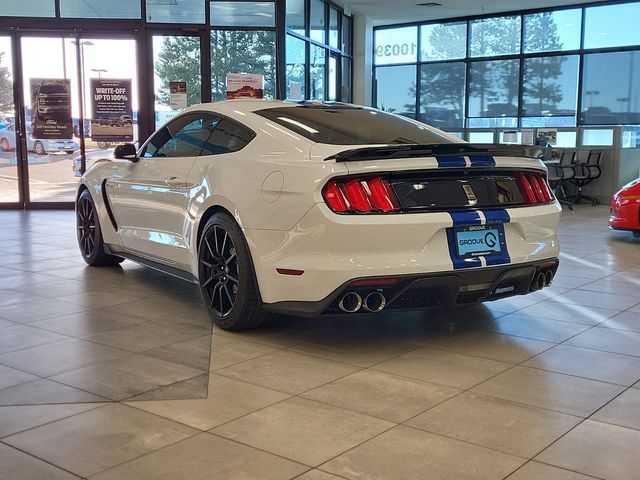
[246,202,561,305]
[264,258,559,317]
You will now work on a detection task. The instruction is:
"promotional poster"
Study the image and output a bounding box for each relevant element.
[30,78,72,139]
[169,81,188,109]
[226,73,264,100]
[90,79,133,142]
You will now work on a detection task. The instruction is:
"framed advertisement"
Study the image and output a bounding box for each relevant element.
[226,73,264,100]
[30,78,72,140]
[90,79,133,142]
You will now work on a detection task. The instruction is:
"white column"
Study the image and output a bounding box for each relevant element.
[352,15,374,106]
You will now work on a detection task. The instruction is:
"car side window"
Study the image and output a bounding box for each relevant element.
[141,113,222,158]
[199,118,255,156]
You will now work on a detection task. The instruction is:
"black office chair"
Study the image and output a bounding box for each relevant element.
[547,150,576,210]
[569,150,603,206]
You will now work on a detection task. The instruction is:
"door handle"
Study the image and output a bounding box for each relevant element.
[164,176,185,187]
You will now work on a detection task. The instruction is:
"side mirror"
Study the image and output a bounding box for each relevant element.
[114,143,138,161]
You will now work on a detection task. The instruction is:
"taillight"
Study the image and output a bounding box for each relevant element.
[323,176,401,213]
[517,172,554,205]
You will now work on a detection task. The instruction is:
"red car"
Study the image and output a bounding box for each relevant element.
[610,178,640,238]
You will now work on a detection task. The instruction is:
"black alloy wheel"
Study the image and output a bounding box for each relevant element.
[76,189,124,266]
[200,225,239,318]
[198,213,271,330]
[34,141,45,155]
[0,138,9,151]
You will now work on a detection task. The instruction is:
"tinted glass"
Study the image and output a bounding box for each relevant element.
[581,51,640,125]
[342,57,352,102]
[310,0,326,43]
[468,59,520,127]
[203,118,255,154]
[342,14,352,54]
[210,30,276,101]
[310,45,325,100]
[286,0,305,35]
[254,106,455,145]
[210,2,275,27]
[286,35,306,100]
[375,65,416,117]
[329,8,339,49]
[524,9,581,53]
[419,62,465,129]
[0,0,54,16]
[374,27,418,65]
[145,114,221,158]
[470,16,521,57]
[146,0,204,23]
[60,0,140,18]
[523,55,579,119]
[421,22,467,61]
[584,3,640,49]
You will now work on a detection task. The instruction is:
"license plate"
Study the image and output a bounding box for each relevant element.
[454,224,504,258]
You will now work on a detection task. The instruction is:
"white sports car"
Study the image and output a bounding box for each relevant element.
[76,100,560,330]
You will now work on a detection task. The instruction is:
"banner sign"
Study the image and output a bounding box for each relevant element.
[90,79,133,142]
[226,73,264,100]
[30,78,72,139]
[169,81,188,109]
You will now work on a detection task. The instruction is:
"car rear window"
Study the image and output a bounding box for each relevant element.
[254,105,456,145]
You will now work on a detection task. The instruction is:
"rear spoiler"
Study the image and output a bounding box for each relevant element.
[324,144,544,162]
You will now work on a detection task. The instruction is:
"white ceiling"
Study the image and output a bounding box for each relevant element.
[339,0,600,26]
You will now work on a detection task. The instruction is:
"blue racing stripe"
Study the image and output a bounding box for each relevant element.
[447,211,482,269]
[482,209,511,266]
[436,156,467,168]
[450,210,482,226]
[470,156,496,167]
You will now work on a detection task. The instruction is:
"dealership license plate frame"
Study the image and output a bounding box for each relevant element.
[454,224,506,259]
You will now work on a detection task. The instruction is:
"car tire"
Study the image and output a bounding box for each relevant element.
[65,150,75,154]
[198,212,272,330]
[33,141,45,155]
[0,138,10,151]
[76,189,124,267]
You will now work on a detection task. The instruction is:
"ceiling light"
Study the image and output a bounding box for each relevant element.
[417,2,442,6]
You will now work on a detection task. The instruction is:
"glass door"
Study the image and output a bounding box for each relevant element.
[0,35,18,204]
[16,34,139,205]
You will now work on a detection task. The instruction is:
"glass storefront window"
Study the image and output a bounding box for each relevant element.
[421,22,467,61]
[581,51,640,125]
[0,0,55,17]
[60,0,141,19]
[470,15,521,57]
[375,65,416,117]
[374,26,418,66]
[584,3,640,49]
[146,0,205,23]
[286,35,305,100]
[522,55,579,121]
[342,56,352,102]
[342,14,352,55]
[310,0,327,44]
[210,30,276,101]
[286,0,305,35]
[329,7,339,49]
[419,62,465,129]
[583,129,615,147]
[468,59,520,127]
[210,1,275,28]
[310,45,325,100]
[524,9,581,53]
[153,35,201,127]
[0,36,17,202]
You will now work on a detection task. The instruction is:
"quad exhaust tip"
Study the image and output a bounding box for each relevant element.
[363,292,386,313]
[339,292,362,313]
[532,269,555,291]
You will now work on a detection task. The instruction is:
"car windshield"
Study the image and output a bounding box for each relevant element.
[254,105,456,146]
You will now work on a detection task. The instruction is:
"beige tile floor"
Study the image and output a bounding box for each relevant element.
[0,206,639,479]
